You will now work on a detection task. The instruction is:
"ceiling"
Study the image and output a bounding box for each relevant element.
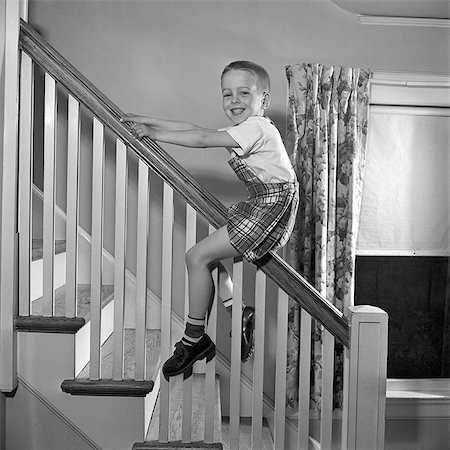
[329,0,450,19]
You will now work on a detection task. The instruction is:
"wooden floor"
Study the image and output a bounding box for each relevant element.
[31,284,114,320]
[32,238,66,261]
[221,417,273,450]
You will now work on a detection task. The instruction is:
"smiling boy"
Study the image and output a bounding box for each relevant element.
[122,61,298,379]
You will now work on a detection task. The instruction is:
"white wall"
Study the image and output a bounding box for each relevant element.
[28,0,450,192]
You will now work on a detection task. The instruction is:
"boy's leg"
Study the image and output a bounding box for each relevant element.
[185,226,240,319]
[162,226,240,380]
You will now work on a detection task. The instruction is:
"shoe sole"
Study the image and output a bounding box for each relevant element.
[162,343,216,382]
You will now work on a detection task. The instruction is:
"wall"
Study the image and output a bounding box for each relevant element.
[27,0,450,195]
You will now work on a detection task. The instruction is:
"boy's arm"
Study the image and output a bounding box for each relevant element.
[121,114,200,131]
[148,128,238,148]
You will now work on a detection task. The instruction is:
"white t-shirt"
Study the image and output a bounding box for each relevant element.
[222,116,296,183]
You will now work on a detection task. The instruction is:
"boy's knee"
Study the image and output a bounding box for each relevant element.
[186,246,200,269]
[186,245,211,270]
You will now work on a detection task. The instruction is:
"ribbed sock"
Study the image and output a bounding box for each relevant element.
[181,315,205,347]
[222,297,233,314]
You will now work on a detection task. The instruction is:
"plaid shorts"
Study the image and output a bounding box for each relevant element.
[227,158,299,262]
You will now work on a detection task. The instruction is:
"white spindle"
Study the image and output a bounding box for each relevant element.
[159,182,174,442]
[112,139,128,380]
[229,258,243,449]
[274,288,289,449]
[182,204,196,443]
[18,52,34,316]
[89,117,105,380]
[42,73,57,317]
[65,95,80,318]
[297,308,312,449]
[135,159,149,381]
[251,268,266,450]
[204,225,218,444]
[320,330,335,450]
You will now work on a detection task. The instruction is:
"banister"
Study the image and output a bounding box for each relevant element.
[19,19,350,347]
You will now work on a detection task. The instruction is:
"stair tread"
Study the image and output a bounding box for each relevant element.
[147,374,222,444]
[31,284,114,321]
[32,238,66,261]
[221,417,273,450]
[77,328,161,381]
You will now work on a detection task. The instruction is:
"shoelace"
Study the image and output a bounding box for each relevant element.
[173,341,186,357]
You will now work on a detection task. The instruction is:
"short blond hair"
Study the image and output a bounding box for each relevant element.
[221,61,270,93]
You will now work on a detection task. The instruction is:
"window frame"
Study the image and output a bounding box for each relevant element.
[358,70,450,401]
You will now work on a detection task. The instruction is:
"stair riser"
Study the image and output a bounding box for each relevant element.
[75,299,115,375]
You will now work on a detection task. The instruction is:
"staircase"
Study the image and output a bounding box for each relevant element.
[1,7,389,450]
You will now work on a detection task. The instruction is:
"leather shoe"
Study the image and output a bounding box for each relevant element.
[241,305,255,362]
[162,334,215,381]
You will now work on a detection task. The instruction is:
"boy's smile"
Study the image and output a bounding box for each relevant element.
[221,69,268,125]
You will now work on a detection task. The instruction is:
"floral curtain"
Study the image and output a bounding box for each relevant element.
[284,63,371,411]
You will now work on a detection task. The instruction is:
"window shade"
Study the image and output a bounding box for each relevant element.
[357,107,450,256]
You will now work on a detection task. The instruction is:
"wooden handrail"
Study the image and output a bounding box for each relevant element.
[19,19,350,346]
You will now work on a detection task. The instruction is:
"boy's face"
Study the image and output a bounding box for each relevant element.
[221,69,269,125]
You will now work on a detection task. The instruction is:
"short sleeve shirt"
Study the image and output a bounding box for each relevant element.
[222,116,296,183]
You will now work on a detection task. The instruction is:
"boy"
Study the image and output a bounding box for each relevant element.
[122,61,298,380]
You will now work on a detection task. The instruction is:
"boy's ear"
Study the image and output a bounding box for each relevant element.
[262,92,271,109]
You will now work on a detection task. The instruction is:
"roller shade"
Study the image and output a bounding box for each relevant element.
[357,106,450,256]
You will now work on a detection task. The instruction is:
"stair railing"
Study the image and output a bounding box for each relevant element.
[10,18,388,450]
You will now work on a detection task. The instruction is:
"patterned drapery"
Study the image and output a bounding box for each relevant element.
[284,63,371,411]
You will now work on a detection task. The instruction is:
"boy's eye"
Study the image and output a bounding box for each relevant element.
[223,93,231,98]
[240,91,249,96]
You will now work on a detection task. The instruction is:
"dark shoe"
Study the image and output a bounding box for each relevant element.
[162,334,215,381]
[241,305,255,363]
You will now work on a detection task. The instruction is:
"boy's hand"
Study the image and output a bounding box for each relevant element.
[120,114,153,140]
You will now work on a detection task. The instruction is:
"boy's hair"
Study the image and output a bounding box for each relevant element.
[221,61,271,93]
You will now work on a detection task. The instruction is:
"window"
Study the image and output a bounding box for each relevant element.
[355,72,450,380]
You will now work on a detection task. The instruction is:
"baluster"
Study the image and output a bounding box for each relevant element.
[320,330,335,450]
[182,204,196,443]
[159,182,174,442]
[297,308,312,449]
[251,268,266,450]
[274,288,289,450]
[89,117,105,380]
[65,94,80,318]
[112,139,128,380]
[42,73,57,317]
[204,224,218,444]
[229,258,243,449]
[18,51,34,316]
[135,159,149,381]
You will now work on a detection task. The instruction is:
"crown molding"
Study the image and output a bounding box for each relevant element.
[358,14,450,28]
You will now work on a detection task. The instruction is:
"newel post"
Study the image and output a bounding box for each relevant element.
[342,305,388,450]
[0,0,22,394]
